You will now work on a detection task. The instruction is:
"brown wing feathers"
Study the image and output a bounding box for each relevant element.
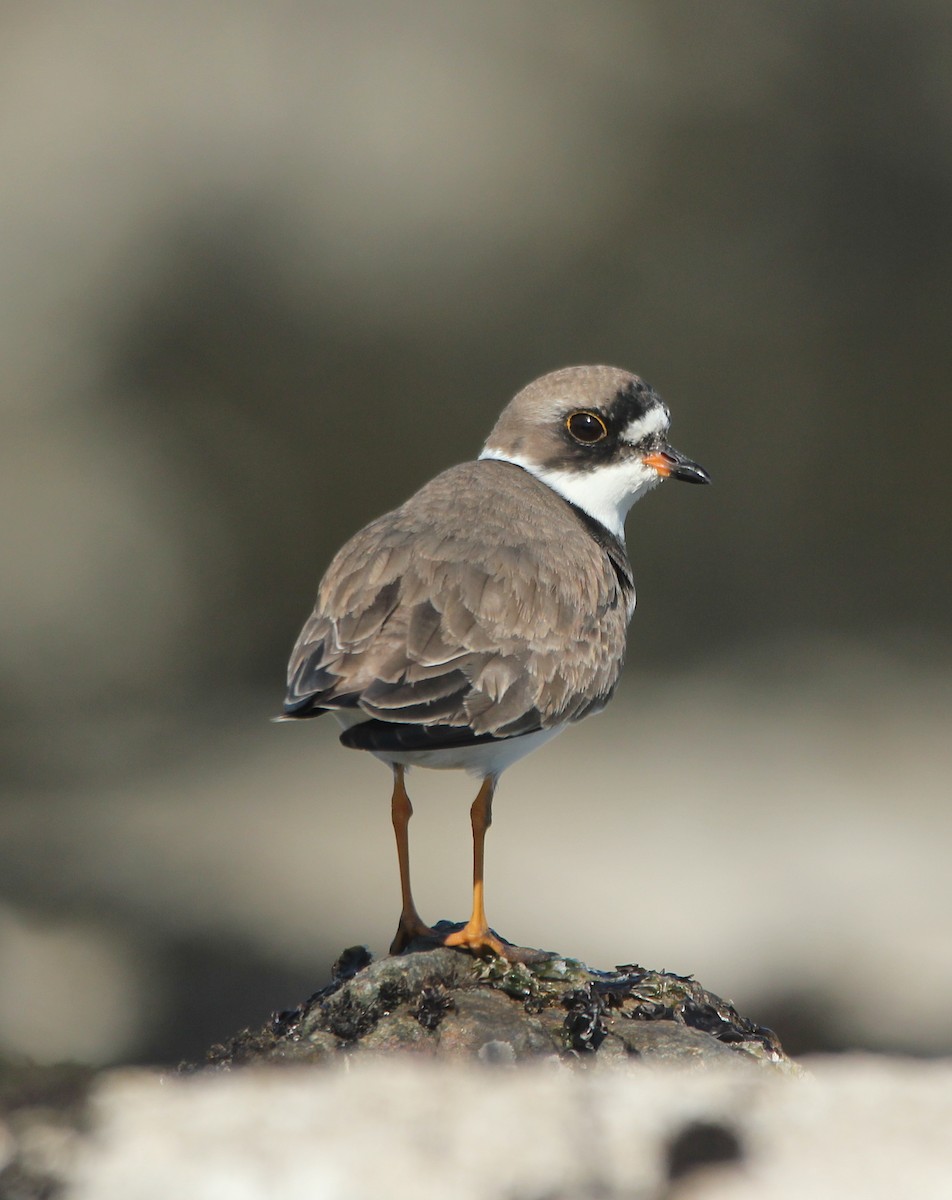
[283,460,632,742]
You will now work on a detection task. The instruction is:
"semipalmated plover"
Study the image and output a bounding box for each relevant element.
[282,366,709,957]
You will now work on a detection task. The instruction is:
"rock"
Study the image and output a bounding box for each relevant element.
[7,1056,952,1200]
[4,948,951,1198]
[200,941,792,1072]
[0,1055,96,1200]
[0,941,790,1196]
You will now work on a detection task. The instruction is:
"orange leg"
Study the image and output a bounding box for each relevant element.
[389,766,436,953]
[444,775,506,957]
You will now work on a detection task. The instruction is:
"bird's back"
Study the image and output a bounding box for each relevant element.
[284,459,634,739]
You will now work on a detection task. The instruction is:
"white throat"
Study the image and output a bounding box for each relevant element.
[479,447,660,541]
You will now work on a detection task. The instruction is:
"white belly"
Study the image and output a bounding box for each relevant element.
[331,712,566,778]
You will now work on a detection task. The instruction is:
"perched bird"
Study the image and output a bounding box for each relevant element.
[282,366,709,957]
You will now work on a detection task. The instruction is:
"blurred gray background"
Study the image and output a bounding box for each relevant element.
[1,1,950,1067]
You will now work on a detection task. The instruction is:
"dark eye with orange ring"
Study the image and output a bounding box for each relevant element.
[566,411,608,444]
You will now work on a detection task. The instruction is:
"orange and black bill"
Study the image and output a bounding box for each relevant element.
[643,446,711,485]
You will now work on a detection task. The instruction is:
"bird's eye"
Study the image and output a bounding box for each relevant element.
[566,411,608,444]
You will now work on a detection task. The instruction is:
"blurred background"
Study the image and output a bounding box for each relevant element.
[1,1,950,1068]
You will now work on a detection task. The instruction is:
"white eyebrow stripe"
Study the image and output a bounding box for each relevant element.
[622,406,669,443]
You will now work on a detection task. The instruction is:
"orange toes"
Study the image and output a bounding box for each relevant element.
[442,922,506,958]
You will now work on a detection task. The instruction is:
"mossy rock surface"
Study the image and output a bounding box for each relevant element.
[201,935,792,1072]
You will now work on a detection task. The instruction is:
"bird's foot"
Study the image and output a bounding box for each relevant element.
[437,920,556,964]
[442,921,508,959]
[389,912,438,955]
[393,918,556,964]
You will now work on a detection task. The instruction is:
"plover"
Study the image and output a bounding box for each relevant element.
[282,366,709,957]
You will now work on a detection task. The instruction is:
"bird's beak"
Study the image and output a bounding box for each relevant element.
[643,445,711,485]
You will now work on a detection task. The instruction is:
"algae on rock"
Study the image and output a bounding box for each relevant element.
[202,941,792,1072]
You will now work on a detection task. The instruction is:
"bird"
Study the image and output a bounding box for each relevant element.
[281,366,709,958]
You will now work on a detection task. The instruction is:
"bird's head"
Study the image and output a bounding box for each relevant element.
[479,365,710,540]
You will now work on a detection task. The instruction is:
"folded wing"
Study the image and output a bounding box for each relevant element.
[283,461,632,747]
